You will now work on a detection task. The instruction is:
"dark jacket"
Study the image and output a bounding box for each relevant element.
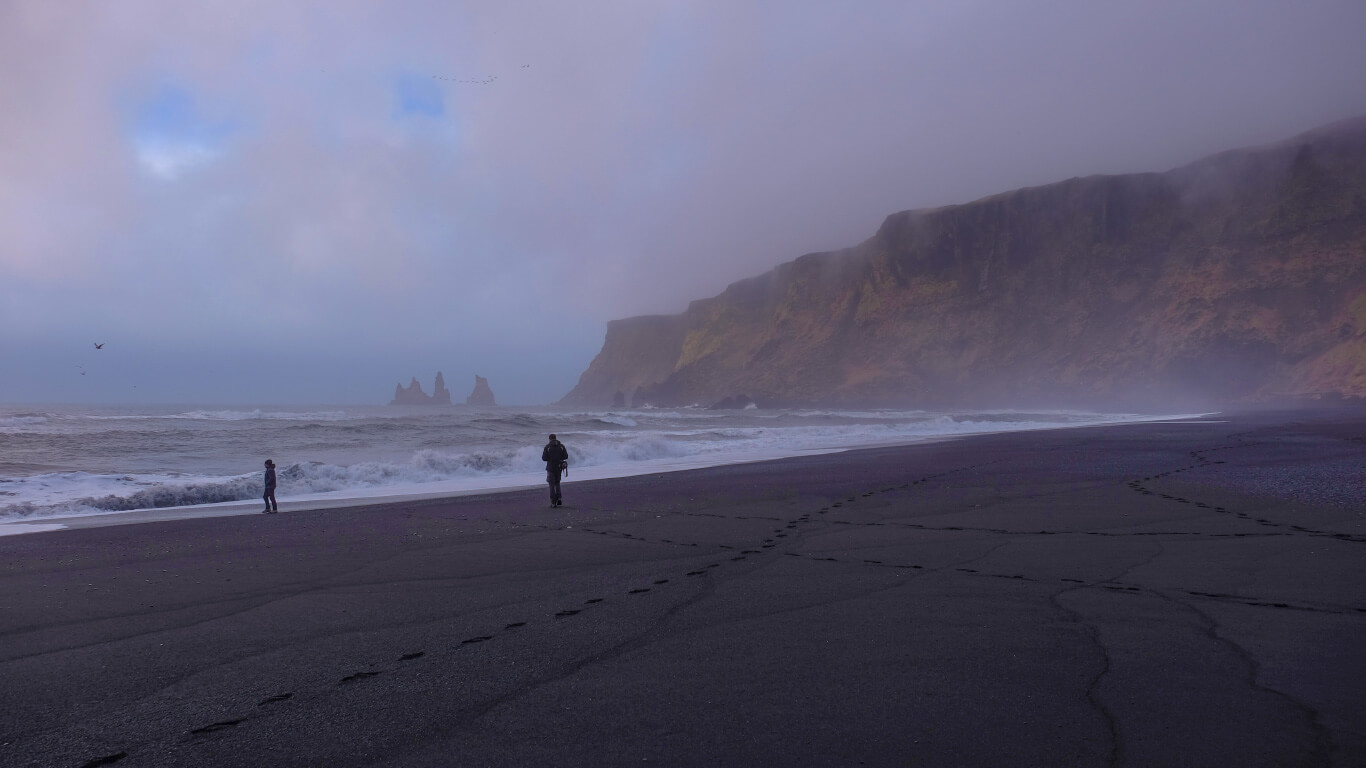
[542,440,568,470]
[265,466,277,490]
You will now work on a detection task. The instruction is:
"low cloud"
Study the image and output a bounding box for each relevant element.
[2,0,1365,403]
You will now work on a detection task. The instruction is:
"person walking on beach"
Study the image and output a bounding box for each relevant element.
[542,434,569,507]
[262,459,278,514]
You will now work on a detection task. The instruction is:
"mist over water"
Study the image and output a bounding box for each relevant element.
[0,404,1195,521]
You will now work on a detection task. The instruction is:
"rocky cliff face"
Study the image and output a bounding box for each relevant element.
[561,117,1366,409]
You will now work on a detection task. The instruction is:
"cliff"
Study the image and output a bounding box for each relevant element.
[561,116,1366,410]
[390,372,452,405]
[466,375,497,406]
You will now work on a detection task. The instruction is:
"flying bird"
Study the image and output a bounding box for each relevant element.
[93,343,104,349]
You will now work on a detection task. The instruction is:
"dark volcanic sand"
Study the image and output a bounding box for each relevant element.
[1,411,1363,767]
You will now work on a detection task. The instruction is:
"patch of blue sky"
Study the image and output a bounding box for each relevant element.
[390,72,462,151]
[393,73,446,119]
[129,83,240,180]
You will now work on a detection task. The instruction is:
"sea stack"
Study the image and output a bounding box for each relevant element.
[390,372,452,405]
[431,372,452,405]
[466,375,497,406]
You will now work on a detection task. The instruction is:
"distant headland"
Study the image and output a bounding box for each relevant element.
[561,116,1366,410]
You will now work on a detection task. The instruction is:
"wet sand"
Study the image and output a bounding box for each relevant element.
[1,410,1362,767]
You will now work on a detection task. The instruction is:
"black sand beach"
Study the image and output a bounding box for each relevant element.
[1,411,1363,767]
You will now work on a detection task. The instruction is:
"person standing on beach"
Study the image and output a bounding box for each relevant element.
[542,434,569,507]
[262,459,278,514]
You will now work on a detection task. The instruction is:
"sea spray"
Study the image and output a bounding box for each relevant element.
[0,404,1195,520]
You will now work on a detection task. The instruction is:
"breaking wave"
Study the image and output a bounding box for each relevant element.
[0,434,697,520]
[0,405,1196,523]
[160,409,351,422]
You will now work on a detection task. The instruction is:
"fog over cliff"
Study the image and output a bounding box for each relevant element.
[563,118,1366,410]
[2,2,1365,404]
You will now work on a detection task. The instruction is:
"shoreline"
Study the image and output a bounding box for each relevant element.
[1,408,1361,766]
[0,410,1213,536]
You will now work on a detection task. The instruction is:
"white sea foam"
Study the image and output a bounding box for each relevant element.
[0,414,53,432]
[0,406,1207,523]
[162,409,352,422]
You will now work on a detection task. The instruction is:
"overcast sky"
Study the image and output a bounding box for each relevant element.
[3,1,1365,405]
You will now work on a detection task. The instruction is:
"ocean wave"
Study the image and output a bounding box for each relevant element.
[469,413,542,428]
[0,409,1193,521]
[0,414,51,431]
[162,409,352,422]
[0,434,699,519]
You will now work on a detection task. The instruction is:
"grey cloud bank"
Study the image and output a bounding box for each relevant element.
[2,1,1365,404]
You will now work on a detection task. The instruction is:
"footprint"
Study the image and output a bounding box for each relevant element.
[863,559,883,564]
[257,692,294,705]
[189,718,245,735]
[686,570,707,576]
[555,609,581,618]
[584,598,604,604]
[339,671,381,684]
[461,636,494,645]
[399,652,425,661]
[629,588,651,594]
[653,579,669,584]
[730,556,746,561]
[80,753,128,767]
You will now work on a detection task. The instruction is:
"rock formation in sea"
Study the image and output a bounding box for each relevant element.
[432,371,452,405]
[390,372,452,405]
[561,116,1366,409]
[466,375,497,406]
